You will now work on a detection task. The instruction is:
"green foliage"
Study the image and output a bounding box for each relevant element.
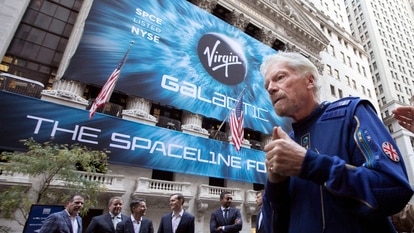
[0,186,29,219]
[0,138,110,223]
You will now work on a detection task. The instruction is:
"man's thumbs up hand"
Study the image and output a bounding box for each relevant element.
[264,127,306,183]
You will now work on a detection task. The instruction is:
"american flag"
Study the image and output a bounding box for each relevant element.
[89,44,132,119]
[230,96,244,151]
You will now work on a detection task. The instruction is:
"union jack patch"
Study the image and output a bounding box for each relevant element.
[382,142,400,162]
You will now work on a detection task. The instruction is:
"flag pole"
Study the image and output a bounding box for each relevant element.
[101,41,134,98]
[213,86,247,139]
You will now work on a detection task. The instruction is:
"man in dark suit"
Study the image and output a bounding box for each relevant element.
[39,194,84,233]
[116,198,154,233]
[255,190,265,233]
[210,191,243,233]
[85,196,128,233]
[157,193,195,233]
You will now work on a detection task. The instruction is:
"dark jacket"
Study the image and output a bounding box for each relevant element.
[39,210,82,233]
[85,213,129,233]
[157,211,195,233]
[263,97,413,233]
[210,207,243,233]
[256,209,265,233]
[116,216,154,233]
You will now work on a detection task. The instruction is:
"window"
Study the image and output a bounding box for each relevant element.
[375,73,380,82]
[326,65,332,76]
[1,0,82,85]
[347,56,352,67]
[356,62,361,73]
[338,89,343,98]
[152,169,173,181]
[329,45,335,56]
[209,177,225,187]
[378,84,383,94]
[330,85,336,96]
[334,69,339,80]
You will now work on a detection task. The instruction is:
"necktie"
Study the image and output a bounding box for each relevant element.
[224,209,229,224]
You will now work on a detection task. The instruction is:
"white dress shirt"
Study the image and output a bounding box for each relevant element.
[171,209,184,233]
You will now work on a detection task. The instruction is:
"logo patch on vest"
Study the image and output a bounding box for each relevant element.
[382,142,400,162]
[301,133,310,149]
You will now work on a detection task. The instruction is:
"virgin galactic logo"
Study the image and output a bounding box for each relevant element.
[197,33,247,85]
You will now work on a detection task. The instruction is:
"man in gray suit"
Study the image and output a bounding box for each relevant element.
[116,198,154,233]
[86,196,128,233]
[39,194,84,233]
[157,193,195,233]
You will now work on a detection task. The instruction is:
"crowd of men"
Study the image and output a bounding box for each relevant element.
[38,191,246,233]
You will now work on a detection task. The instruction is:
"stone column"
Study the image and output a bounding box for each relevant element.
[226,11,250,31]
[190,0,217,12]
[41,79,89,109]
[256,29,277,47]
[122,96,157,125]
[181,111,209,138]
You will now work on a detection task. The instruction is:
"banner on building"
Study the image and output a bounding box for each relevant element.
[0,91,266,184]
[62,0,290,134]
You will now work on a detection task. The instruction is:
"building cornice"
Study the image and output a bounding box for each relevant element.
[215,0,329,60]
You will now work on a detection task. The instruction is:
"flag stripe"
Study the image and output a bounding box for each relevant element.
[230,96,244,151]
[89,44,132,119]
[89,68,120,118]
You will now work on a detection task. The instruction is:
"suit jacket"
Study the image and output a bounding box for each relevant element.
[39,209,82,233]
[116,217,154,233]
[256,209,265,233]
[157,211,195,233]
[85,213,129,233]
[210,207,243,233]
